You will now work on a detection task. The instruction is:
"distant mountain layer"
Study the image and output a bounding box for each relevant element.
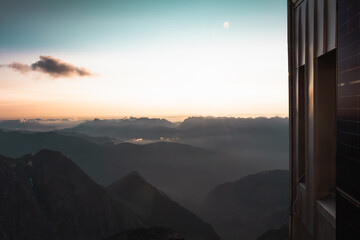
[1,116,289,171]
[0,120,54,132]
[0,150,219,240]
[65,117,177,140]
[62,116,289,170]
[55,131,119,145]
[201,170,289,240]
[0,119,83,132]
[0,129,255,201]
[80,117,177,128]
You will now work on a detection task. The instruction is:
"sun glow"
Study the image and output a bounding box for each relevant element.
[0,34,287,119]
[0,0,287,120]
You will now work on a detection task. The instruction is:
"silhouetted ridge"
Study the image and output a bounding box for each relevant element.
[108,172,220,240]
[127,170,143,178]
[206,170,289,213]
[202,170,289,240]
[108,170,172,205]
[0,126,286,201]
[31,149,80,168]
[0,154,13,167]
[0,150,219,240]
[119,170,147,183]
[0,150,146,240]
[108,171,151,197]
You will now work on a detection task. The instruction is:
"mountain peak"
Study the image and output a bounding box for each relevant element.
[107,172,221,240]
[23,149,76,170]
[0,154,13,164]
[122,171,150,188]
[34,149,65,158]
[0,154,14,174]
[127,170,143,178]
[107,171,151,197]
[0,151,146,239]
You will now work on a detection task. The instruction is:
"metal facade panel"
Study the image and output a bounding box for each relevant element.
[295,7,300,67]
[316,0,324,56]
[304,0,316,234]
[326,0,337,51]
[301,4,307,66]
[296,3,307,67]
[289,0,342,239]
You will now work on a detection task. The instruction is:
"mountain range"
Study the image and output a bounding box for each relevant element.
[0,116,290,240]
[0,129,257,202]
[0,150,219,240]
[198,170,289,240]
[0,119,82,132]
[0,116,289,170]
[63,117,288,170]
[0,120,55,132]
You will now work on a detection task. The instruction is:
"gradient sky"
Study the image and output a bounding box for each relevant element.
[0,0,287,120]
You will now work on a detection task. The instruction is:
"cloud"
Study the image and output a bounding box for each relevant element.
[1,56,92,78]
[0,62,32,74]
[8,62,32,74]
[31,56,92,77]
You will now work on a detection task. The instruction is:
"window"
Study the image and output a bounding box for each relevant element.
[315,49,336,199]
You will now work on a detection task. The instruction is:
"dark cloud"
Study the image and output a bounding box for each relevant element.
[31,56,92,77]
[2,56,92,78]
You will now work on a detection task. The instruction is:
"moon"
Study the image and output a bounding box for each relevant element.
[223,22,230,29]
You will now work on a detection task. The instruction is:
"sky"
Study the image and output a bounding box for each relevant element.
[0,0,287,121]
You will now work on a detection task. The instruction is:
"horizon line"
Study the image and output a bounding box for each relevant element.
[0,114,289,122]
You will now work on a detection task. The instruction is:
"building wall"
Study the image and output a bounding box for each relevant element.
[288,0,337,239]
[290,0,360,239]
[336,0,360,239]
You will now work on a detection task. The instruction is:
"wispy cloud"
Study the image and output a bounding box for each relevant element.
[1,56,92,78]
[7,62,32,74]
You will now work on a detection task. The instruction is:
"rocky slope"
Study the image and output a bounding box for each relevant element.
[201,170,289,240]
[108,171,220,240]
[0,150,219,240]
[0,150,144,240]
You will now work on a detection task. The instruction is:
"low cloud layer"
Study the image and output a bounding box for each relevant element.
[1,56,92,78]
